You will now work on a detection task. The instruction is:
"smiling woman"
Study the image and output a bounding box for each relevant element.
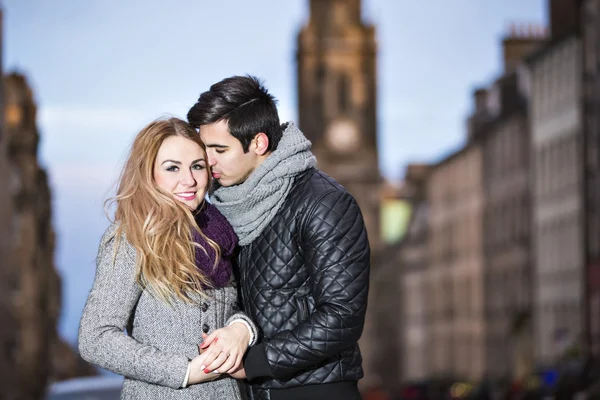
[77,117,258,399]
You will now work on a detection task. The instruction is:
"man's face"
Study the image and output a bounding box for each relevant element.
[199,120,258,187]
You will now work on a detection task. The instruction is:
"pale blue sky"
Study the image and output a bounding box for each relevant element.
[3,0,546,344]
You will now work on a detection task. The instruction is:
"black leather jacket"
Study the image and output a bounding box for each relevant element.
[239,168,371,394]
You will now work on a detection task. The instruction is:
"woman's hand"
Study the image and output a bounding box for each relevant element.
[187,354,221,385]
[197,322,250,374]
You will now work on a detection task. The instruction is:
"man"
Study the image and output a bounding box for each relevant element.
[188,75,370,400]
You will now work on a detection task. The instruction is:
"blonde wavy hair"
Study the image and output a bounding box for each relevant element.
[106,117,220,303]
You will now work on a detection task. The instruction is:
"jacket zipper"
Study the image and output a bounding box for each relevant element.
[298,296,308,320]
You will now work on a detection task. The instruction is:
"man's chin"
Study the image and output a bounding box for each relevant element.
[212,177,235,188]
[212,177,227,186]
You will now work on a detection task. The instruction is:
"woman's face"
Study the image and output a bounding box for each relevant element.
[153,135,209,211]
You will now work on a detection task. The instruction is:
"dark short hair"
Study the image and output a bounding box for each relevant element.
[187,75,283,153]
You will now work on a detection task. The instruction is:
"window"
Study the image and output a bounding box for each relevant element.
[586,115,598,171]
[584,6,597,74]
[337,74,351,114]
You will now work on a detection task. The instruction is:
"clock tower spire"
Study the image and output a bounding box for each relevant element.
[297,0,381,252]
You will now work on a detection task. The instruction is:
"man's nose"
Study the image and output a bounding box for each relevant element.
[207,154,217,166]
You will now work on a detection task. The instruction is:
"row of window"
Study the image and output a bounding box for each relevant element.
[407,274,530,321]
[485,116,528,179]
[536,214,583,272]
[486,267,531,314]
[583,0,599,75]
[531,38,580,121]
[484,195,530,249]
[534,132,581,198]
[428,150,481,205]
[584,112,599,171]
[429,216,482,261]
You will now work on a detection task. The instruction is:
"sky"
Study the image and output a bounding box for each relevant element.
[3,0,547,345]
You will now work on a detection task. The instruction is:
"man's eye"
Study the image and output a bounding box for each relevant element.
[215,149,225,154]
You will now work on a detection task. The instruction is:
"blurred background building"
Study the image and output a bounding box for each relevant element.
[369,0,600,397]
[397,164,430,383]
[528,4,584,365]
[1,72,97,400]
[0,9,19,400]
[581,0,600,361]
[427,128,485,380]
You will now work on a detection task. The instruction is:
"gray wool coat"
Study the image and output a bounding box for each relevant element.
[78,223,256,400]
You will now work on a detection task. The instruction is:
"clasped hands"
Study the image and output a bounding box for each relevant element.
[187,322,249,384]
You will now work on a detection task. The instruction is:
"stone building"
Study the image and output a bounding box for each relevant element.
[398,164,431,383]
[526,7,585,364]
[366,165,430,391]
[0,9,19,400]
[427,141,485,380]
[3,73,96,399]
[477,26,544,380]
[580,0,600,358]
[480,73,534,379]
[421,23,544,381]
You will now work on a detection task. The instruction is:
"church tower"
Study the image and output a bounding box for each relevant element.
[297,0,382,389]
[297,0,381,251]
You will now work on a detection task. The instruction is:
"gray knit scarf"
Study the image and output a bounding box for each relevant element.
[209,122,317,246]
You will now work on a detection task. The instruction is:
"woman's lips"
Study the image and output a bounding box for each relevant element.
[175,192,196,201]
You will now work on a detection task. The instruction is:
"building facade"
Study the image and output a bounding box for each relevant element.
[427,144,485,380]
[581,0,600,358]
[4,73,63,399]
[528,33,585,364]
[399,164,431,382]
[481,71,534,380]
[3,73,96,399]
[0,9,19,400]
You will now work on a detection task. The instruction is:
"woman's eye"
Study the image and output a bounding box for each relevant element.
[192,164,205,170]
[166,165,179,172]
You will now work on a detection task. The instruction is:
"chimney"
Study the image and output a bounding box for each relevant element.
[549,0,579,38]
[502,23,547,72]
[474,88,488,114]
[494,73,523,117]
[467,88,490,141]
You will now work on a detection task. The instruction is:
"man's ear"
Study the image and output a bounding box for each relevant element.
[253,132,270,156]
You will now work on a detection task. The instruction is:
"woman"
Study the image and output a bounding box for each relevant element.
[78,117,256,399]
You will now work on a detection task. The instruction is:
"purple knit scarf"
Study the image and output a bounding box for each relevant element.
[192,202,237,289]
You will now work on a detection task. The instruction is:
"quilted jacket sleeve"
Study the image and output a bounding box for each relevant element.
[78,226,189,388]
[244,189,370,381]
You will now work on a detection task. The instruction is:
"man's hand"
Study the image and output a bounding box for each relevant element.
[197,322,250,374]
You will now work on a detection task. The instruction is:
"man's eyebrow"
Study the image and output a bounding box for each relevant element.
[205,144,228,149]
